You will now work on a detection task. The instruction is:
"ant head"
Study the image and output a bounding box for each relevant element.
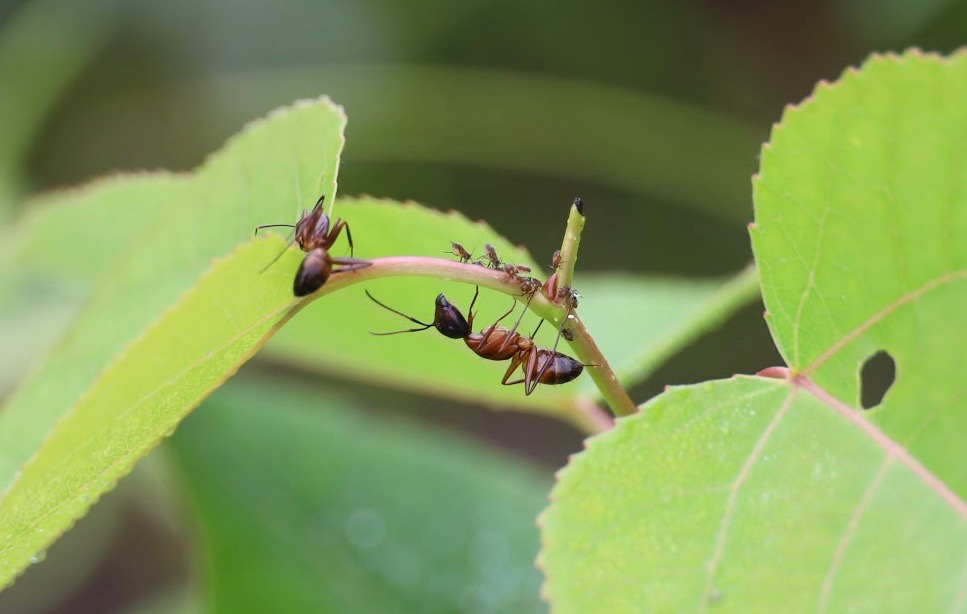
[294,195,328,251]
[434,294,470,339]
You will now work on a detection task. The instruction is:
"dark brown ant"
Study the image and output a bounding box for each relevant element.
[366,288,586,394]
[445,242,473,263]
[551,250,562,270]
[255,195,371,297]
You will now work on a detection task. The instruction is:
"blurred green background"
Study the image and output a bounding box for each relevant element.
[0,0,963,611]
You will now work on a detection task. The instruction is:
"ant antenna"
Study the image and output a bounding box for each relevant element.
[365,290,434,335]
[254,223,295,235]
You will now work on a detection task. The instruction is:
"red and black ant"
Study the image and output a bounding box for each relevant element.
[366,288,586,394]
[255,194,371,297]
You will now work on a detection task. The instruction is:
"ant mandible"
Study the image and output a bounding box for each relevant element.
[365,288,586,394]
[255,194,371,297]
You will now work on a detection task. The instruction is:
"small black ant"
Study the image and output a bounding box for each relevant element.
[255,195,371,296]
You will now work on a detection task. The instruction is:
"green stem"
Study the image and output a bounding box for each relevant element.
[306,255,638,418]
[554,198,585,291]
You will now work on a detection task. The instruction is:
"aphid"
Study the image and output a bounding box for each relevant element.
[255,195,371,296]
[517,276,542,296]
[445,242,473,263]
[501,262,532,278]
[557,284,580,308]
[481,243,501,269]
[366,288,586,395]
[551,250,562,270]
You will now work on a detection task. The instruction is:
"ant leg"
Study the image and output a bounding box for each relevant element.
[343,221,354,257]
[529,318,545,339]
[523,349,544,395]
[476,294,518,350]
[500,353,525,386]
[497,292,536,354]
[311,194,326,212]
[327,218,354,257]
[331,256,371,273]
[528,304,573,393]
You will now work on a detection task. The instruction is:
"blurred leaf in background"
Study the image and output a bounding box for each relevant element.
[172,375,548,613]
[0,0,114,221]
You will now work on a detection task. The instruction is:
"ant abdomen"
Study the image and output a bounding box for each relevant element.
[534,350,584,385]
[293,247,331,296]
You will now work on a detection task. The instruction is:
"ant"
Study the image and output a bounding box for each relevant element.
[366,288,586,394]
[445,242,474,263]
[255,194,371,297]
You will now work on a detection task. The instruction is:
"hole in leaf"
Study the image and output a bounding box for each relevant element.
[859,350,895,410]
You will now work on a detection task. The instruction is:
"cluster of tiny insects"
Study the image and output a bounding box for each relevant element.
[256,197,588,395]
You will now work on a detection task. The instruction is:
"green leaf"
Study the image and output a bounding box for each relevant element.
[542,51,967,610]
[0,174,187,393]
[541,378,966,612]
[0,98,346,587]
[169,376,549,613]
[751,50,967,492]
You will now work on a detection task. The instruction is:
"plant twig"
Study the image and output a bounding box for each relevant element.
[554,197,585,291]
[301,255,638,417]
